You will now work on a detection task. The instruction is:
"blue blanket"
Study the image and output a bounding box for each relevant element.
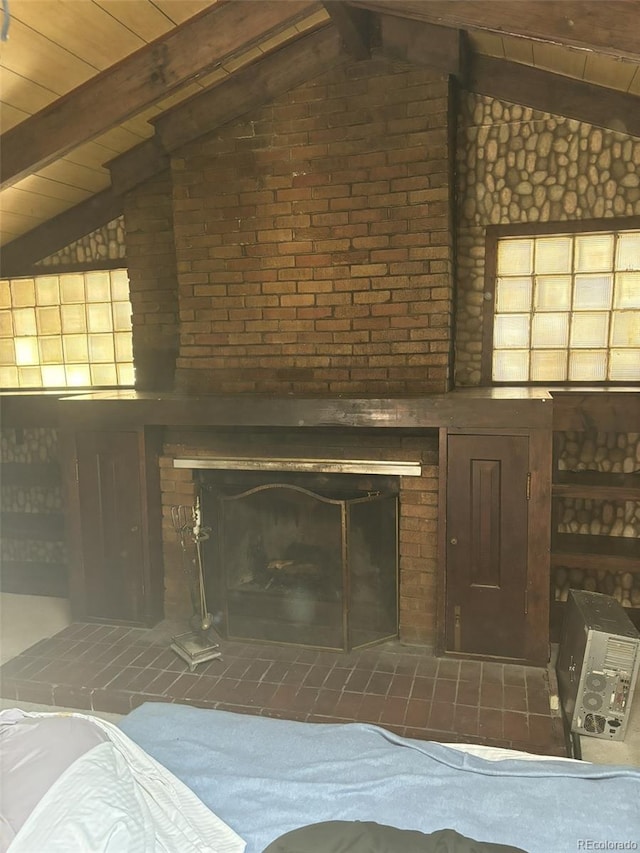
[120,703,640,853]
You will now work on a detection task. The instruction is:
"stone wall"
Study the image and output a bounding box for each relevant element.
[36,217,126,267]
[552,430,640,609]
[557,430,640,477]
[0,427,66,569]
[455,93,640,386]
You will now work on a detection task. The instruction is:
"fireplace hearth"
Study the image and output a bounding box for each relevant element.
[198,469,399,651]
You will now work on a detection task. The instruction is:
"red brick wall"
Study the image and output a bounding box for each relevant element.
[170,58,454,395]
[124,170,179,390]
[159,429,439,645]
[125,59,454,646]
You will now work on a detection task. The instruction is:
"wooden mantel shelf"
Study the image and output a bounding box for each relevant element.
[1,386,637,430]
[51,387,555,430]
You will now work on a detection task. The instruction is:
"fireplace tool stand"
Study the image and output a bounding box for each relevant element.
[169,499,222,671]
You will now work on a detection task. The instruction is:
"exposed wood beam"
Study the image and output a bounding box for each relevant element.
[108,138,170,198]
[0,0,317,190]
[379,13,466,79]
[154,26,345,154]
[0,190,122,278]
[470,55,640,139]
[323,1,372,59]
[349,1,640,63]
[109,27,344,194]
[110,26,345,195]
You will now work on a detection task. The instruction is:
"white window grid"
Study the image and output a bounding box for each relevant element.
[492,230,640,383]
[0,269,134,389]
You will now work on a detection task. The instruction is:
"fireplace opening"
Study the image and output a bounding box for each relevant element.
[199,470,398,651]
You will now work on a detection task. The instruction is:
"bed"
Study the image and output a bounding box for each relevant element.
[2,702,639,852]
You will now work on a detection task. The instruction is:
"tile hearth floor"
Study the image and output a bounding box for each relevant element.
[0,621,567,757]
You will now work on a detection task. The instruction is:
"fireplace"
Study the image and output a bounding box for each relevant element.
[196,467,400,651]
[168,437,435,647]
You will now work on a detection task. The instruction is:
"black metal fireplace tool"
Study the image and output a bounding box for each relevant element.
[169,498,222,671]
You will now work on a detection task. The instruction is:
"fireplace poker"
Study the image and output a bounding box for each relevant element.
[169,498,222,671]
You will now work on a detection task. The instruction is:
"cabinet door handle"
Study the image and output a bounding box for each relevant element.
[450,537,458,545]
[131,525,139,533]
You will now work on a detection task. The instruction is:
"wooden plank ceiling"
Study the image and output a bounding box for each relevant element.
[1,0,639,262]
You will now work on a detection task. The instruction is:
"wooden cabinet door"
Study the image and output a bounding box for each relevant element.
[445,434,529,659]
[74,430,147,623]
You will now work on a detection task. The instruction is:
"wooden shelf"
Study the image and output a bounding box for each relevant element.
[0,461,61,489]
[551,533,640,572]
[553,484,640,500]
[553,471,640,500]
[0,511,66,541]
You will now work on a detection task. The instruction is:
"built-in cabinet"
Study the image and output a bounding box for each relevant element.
[4,389,636,661]
[440,427,551,666]
[62,426,163,626]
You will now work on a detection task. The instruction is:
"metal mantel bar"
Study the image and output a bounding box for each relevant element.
[173,457,422,476]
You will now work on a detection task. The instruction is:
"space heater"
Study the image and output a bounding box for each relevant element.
[556,590,640,741]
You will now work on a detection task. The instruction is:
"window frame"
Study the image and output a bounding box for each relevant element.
[481,216,640,386]
[0,265,135,392]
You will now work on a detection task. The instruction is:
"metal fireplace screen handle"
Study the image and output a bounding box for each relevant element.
[171,504,198,615]
[192,497,213,631]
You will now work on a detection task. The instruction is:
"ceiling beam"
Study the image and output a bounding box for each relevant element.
[349,1,640,63]
[470,55,640,138]
[379,13,466,79]
[0,0,318,191]
[322,1,372,59]
[154,26,345,154]
[0,190,122,278]
[109,139,170,198]
[108,25,345,195]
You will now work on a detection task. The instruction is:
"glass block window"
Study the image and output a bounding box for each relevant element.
[0,269,134,388]
[492,229,640,382]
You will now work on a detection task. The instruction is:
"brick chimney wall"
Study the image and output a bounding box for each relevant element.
[169,58,454,395]
[124,170,179,390]
[122,58,455,647]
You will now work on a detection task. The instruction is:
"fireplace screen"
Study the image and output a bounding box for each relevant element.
[200,474,398,651]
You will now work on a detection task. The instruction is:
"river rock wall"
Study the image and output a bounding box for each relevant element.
[455,93,640,387]
[553,430,640,608]
[36,217,126,267]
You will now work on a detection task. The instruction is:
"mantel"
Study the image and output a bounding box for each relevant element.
[51,387,556,430]
[2,386,638,431]
[173,456,422,476]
